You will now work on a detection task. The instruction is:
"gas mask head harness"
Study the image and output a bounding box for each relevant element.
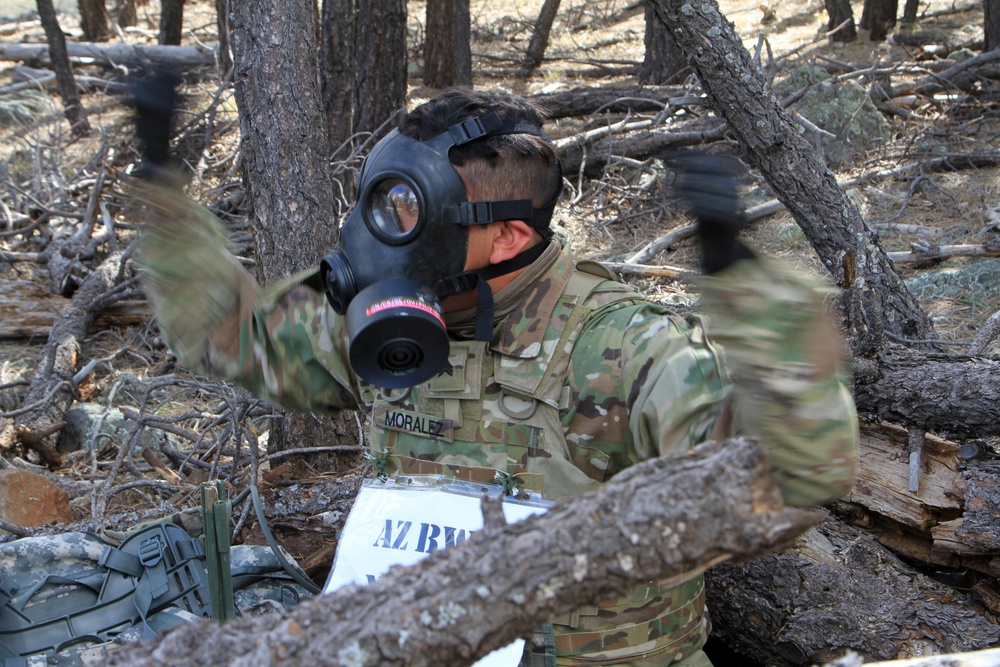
[320,111,561,389]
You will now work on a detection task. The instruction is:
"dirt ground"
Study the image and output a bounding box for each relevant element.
[0,0,998,595]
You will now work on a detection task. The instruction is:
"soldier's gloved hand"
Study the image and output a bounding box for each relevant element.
[670,151,756,275]
[130,66,180,180]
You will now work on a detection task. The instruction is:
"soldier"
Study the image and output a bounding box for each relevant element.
[137,87,858,666]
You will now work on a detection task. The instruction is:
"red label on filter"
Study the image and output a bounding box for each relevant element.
[366,297,444,326]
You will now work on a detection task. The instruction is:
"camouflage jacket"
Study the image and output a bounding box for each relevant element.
[138,185,858,665]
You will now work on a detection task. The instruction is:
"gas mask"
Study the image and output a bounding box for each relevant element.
[320,112,558,389]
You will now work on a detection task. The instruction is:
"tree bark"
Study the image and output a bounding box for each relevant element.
[78,0,110,42]
[643,0,938,345]
[705,516,1000,667]
[215,0,233,75]
[353,0,407,135]
[520,0,560,75]
[861,0,898,41]
[424,0,472,87]
[825,0,858,42]
[639,2,686,84]
[35,0,90,137]
[853,346,1000,439]
[230,0,337,278]
[114,0,138,28]
[159,0,185,45]
[987,0,1000,51]
[104,438,819,667]
[230,0,358,464]
[319,0,356,157]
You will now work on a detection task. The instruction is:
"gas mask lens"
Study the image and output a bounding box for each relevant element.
[369,179,421,239]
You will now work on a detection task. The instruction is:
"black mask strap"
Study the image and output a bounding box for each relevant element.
[473,275,495,342]
[435,239,552,301]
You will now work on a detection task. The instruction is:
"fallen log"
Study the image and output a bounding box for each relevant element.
[0,42,217,68]
[529,84,692,118]
[0,279,149,339]
[853,346,1000,439]
[105,438,819,667]
[705,514,1000,667]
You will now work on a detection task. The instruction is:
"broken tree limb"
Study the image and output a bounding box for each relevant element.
[106,438,819,667]
[11,251,133,466]
[0,42,218,68]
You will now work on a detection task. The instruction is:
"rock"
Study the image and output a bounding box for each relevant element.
[905,259,1000,301]
[56,402,180,455]
[774,67,891,168]
[0,468,71,530]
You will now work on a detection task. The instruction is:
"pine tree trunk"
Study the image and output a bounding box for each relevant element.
[320,0,357,158]
[424,0,472,87]
[521,0,560,74]
[230,0,358,464]
[825,0,858,42]
[159,0,185,45]
[639,2,686,84]
[985,0,1000,51]
[78,0,110,42]
[36,0,90,136]
[861,0,898,40]
[215,0,233,75]
[353,0,407,135]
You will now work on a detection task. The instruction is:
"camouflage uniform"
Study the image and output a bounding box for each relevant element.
[138,184,858,665]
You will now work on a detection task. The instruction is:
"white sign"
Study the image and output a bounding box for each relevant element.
[324,478,551,667]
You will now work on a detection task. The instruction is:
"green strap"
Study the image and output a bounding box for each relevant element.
[201,481,236,620]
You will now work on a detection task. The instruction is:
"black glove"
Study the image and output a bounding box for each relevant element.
[669,151,756,275]
[131,66,181,177]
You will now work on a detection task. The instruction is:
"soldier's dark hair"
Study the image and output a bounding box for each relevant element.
[398,88,562,216]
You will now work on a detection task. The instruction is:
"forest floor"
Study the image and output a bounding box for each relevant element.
[0,0,999,651]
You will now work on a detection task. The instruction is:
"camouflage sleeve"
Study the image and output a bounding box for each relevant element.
[136,182,360,414]
[567,297,729,475]
[695,258,859,507]
[618,304,730,463]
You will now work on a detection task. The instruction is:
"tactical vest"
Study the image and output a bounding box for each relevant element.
[358,262,711,666]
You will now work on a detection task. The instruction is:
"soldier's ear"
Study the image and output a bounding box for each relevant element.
[489,220,536,264]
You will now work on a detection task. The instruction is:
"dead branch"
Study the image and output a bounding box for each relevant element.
[886,243,1000,264]
[601,261,689,279]
[529,84,691,118]
[625,222,697,264]
[11,251,134,466]
[915,47,1000,95]
[105,438,818,667]
[0,41,217,68]
[854,345,1000,439]
[967,309,1000,355]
